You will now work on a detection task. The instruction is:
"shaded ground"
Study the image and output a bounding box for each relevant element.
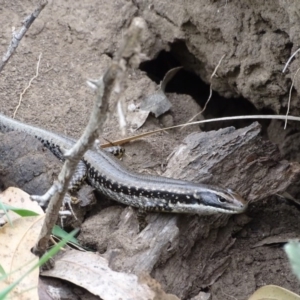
[1,1,300,299]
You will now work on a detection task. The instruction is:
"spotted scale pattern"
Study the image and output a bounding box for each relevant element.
[0,113,248,215]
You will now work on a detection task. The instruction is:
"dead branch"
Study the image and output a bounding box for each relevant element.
[13,53,42,118]
[100,114,300,147]
[32,17,146,267]
[0,0,47,73]
[283,47,300,73]
[284,67,300,129]
[182,54,226,127]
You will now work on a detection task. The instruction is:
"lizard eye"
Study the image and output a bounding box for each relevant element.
[218,196,227,203]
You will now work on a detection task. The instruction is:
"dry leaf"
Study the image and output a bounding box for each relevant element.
[248,285,300,300]
[0,187,44,300]
[126,104,150,131]
[252,235,299,248]
[42,249,155,300]
[140,90,172,118]
[139,67,183,119]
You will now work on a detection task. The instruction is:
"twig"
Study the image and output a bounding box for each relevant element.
[101,114,300,147]
[284,67,300,129]
[0,0,47,73]
[181,54,226,128]
[13,53,42,118]
[283,47,300,73]
[211,55,225,78]
[221,287,238,300]
[32,17,146,267]
[117,100,126,135]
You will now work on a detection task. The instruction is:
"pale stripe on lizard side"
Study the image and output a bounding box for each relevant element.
[0,113,248,214]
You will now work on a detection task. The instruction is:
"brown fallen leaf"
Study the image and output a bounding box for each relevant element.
[139,273,180,300]
[0,187,44,300]
[41,249,156,300]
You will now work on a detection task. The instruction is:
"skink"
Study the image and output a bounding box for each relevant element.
[0,113,247,214]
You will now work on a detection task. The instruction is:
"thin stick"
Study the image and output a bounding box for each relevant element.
[221,287,238,300]
[183,54,226,126]
[211,55,225,78]
[13,53,42,118]
[101,114,300,147]
[32,17,146,268]
[117,100,126,135]
[284,67,300,129]
[283,47,300,73]
[0,0,47,73]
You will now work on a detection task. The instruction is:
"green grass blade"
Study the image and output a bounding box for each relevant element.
[52,225,79,245]
[0,265,6,278]
[0,204,40,217]
[0,201,12,226]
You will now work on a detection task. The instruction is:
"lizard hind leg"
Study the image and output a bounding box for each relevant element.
[61,160,88,220]
[68,160,88,192]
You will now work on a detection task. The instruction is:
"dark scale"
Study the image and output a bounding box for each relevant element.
[86,163,111,190]
[37,136,65,161]
[74,158,204,210]
[144,202,173,212]
[88,167,96,179]
[111,182,122,193]
[84,162,203,208]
